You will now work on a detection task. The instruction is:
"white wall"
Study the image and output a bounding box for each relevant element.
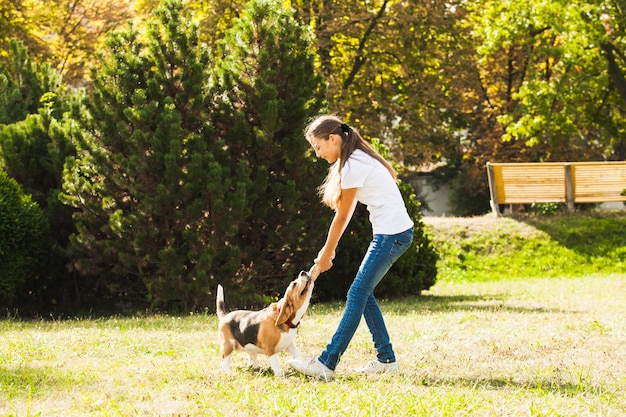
[409,176,451,217]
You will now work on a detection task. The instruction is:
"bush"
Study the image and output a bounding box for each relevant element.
[0,170,51,306]
[61,0,327,311]
[529,202,563,216]
[0,39,81,312]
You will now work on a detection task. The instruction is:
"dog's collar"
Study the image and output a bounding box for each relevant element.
[277,307,300,329]
[285,320,299,329]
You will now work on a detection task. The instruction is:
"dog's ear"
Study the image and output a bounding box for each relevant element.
[275,299,294,326]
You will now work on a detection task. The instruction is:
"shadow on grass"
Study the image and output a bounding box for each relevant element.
[513,211,626,259]
[412,375,614,398]
[386,294,580,315]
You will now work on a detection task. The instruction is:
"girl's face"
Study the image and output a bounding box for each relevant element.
[310,134,341,163]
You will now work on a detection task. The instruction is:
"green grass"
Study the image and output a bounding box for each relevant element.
[424,211,626,281]
[2,275,625,416]
[1,212,625,416]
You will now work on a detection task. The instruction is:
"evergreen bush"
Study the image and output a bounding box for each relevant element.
[61,0,235,310]
[0,40,62,124]
[213,0,329,304]
[0,40,80,311]
[0,170,51,306]
[61,0,327,310]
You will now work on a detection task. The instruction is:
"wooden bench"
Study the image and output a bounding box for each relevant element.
[486,161,626,215]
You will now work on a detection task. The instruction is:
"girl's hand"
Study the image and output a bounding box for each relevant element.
[315,248,335,272]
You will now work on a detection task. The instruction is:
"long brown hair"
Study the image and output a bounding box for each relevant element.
[305,115,396,210]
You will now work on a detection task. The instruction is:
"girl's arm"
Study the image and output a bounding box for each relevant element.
[315,187,358,272]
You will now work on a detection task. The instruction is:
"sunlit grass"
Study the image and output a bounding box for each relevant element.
[424,212,626,281]
[2,274,625,416]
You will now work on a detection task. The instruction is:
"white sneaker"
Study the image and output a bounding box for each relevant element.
[288,357,335,381]
[355,360,399,374]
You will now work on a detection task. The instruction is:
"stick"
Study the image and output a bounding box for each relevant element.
[308,264,321,282]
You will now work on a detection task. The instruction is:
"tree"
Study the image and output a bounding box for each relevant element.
[0,0,45,61]
[472,0,626,161]
[174,0,240,49]
[439,0,626,215]
[35,0,135,84]
[60,0,325,309]
[210,0,329,300]
[0,40,63,124]
[288,1,474,167]
[61,0,255,310]
[1,0,135,85]
[0,41,75,205]
[0,39,80,310]
[286,1,494,216]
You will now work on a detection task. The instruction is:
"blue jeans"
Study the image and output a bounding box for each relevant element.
[318,227,414,370]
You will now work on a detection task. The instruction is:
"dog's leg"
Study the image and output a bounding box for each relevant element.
[221,354,232,374]
[286,343,301,359]
[267,354,284,377]
[247,351,260,370]
[219,336,236,374]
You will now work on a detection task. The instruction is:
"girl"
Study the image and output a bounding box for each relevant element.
[289,115,414,381]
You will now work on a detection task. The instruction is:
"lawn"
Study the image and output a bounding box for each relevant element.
[2,272,625,416]
[424,212,626,281]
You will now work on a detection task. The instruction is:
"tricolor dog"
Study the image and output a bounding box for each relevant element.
[216,268,317,376]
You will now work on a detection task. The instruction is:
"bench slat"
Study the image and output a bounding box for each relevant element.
[487,162,626,213]
[572,164,626,202]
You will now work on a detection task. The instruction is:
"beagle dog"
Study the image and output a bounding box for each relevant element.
[216,266,319,376]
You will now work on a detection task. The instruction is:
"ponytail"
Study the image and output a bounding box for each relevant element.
[305,115,396,210]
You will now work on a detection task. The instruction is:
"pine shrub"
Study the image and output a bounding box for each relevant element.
[0,40,80,310]
[212,0,329,304]
[60,0,328,310]
[0,170,51,306]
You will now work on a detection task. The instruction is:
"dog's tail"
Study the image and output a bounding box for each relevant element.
[216,284,227,320]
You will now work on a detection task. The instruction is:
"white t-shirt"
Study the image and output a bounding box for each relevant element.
[341,149,414,235]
